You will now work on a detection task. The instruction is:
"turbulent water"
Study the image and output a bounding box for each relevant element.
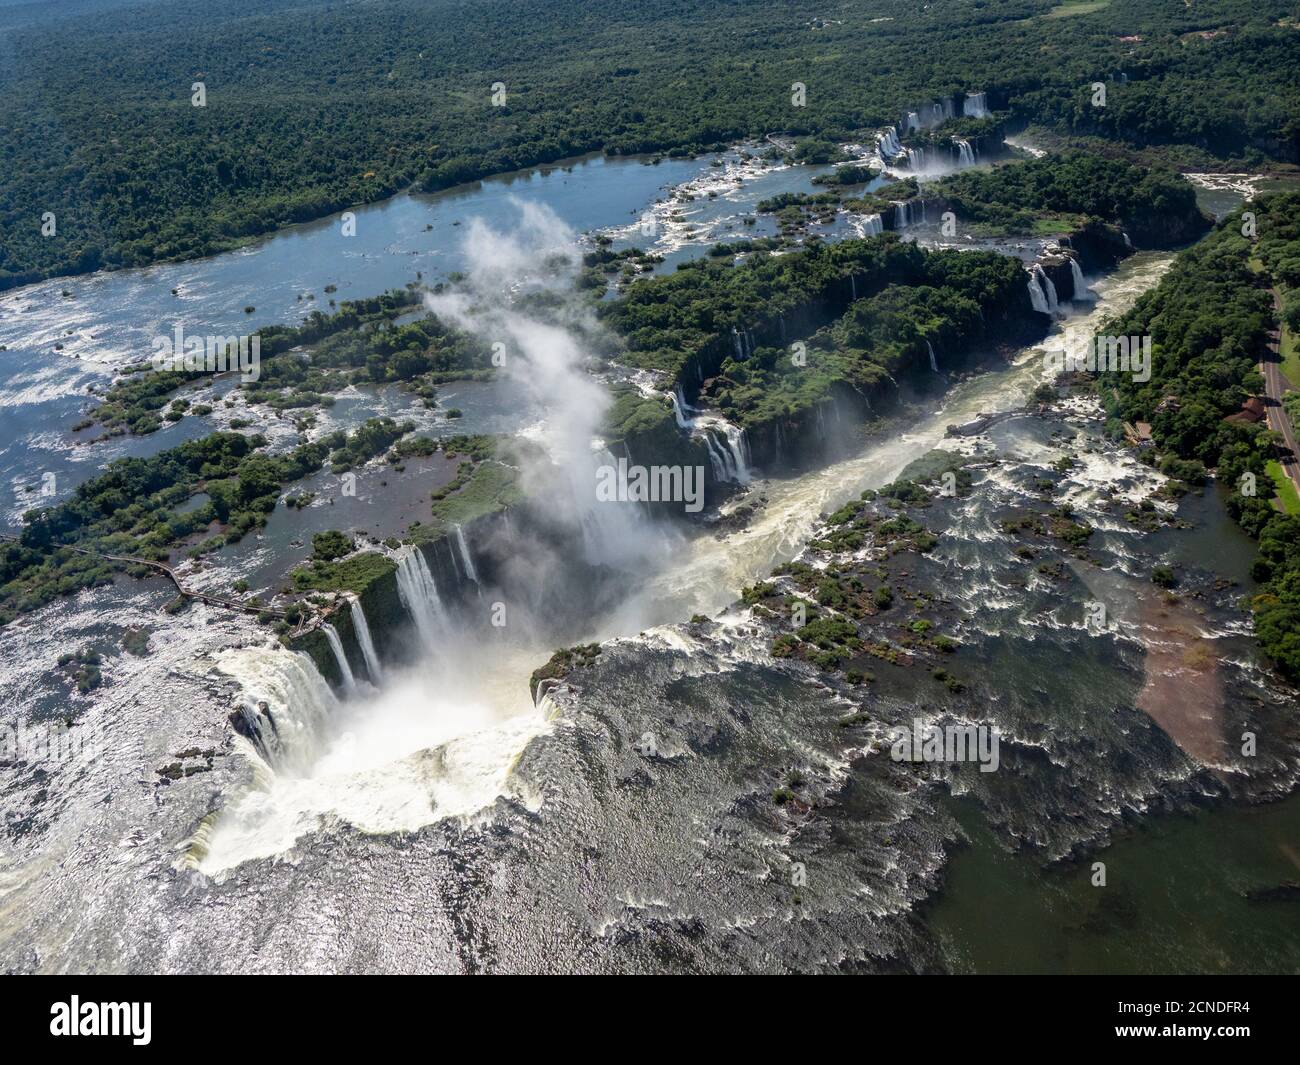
[0,139,1292,972]
[12,247,1285,973]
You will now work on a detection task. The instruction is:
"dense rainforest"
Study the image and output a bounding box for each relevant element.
[926,149,1209,243]
[1,0,1298,289]
[1102,191,1300,676]
[604,234,1034,434]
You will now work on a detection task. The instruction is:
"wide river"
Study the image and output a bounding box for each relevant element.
[0,147,1292,973]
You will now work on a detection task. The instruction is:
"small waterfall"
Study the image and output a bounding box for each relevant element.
[892,200,912,228]
[672,387,752,485]
[453,524,479,584]
[956,139,976,167]
[1122,231,1133,250]
[963,92,989,118]
[702,423,751,485]
[732,328,744,359]
[1069,256,1090,301]
[219,648,339,776]
[905,111,921,132]
[904,146,925,171]
[322,623,356,691]
[877,127,903,161]
[671,387,692,428]
[850,274,857,300]
[349,597,384,683]
[395,545,447,648]
[1026,264,1059,316]
[720,424,751,484]
[702,431,728,482]
[927,339,939,374]
[857,213,884,238]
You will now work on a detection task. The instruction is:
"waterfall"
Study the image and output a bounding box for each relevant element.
[701,423,751,485]
[720,424,751,484]
[732,328,744,359]
[1122,231,1133,250]
[956,139,976,167]
[905,146,925,171]
[1026,264,1059,316]
[1069,256,1090,301]
[877,127,903,161]
[702,431,728,482]
[670,387,692,428]
[858,213,883,238]
[905,111,921,132]
[453,524,479,584]
[927,339,939,374]
[892,200,912,228]
[219,647,339,776]
[322,624,356,691]
[963,92,989,118]
[349,597,384,683]
[395,544,447,648]
[850,274,857,300]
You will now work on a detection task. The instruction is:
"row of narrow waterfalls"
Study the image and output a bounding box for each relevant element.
[875,91,989,173]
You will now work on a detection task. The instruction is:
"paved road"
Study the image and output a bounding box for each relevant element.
[1260,287,1300,499]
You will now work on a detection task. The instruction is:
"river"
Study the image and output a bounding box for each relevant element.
[0,147,1293,973]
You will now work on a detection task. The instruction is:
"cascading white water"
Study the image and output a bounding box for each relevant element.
[674,389,752,485]
[714,423,751,484]
[877,127,903,161]
[1027,264,1059,316]
[1069,257,1090,301]
[927,339,939,373]
[893,200,912,228]
[322,624,356,691]
[956,139,976,167]
[395,545,447,648]
[454,524,479,584]
[905,146,925,171]
[217,647,340,776]
[857,214,884,238]
[963,92,989,118]
[670,387,692,428]
[349,597,384,683]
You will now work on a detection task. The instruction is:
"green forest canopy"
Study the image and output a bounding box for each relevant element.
[1,0,1298,288]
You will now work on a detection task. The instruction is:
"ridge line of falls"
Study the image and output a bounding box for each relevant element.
[349,595,384,683]
[322,623,356,692]
[454,524,480,585]
[395,544,448,648]
[1027,263,1059,316]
